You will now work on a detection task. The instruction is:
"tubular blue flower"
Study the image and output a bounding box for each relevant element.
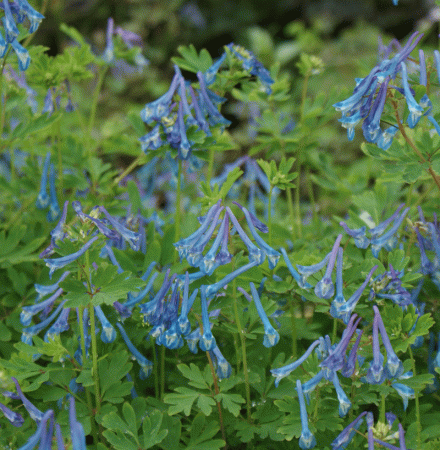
[376,125,399,151]
[174,200,222,260]
[177,273,198,335]
[233,202,280,269]
[271,340,321,387]
[280,247,313,289]
[210,346,232,379]
[18,409,54,450]
[199,286,216,351]
[140,71,180,124]
[124,272,159,310]
[21,287,63,326]
[314,234,342,299]
[339,222,370,249]
[0,30,6,57]
[365,311,386,385]
[44,235,100,278]
[11,377,44,422]
[189,85,211,135]
[15,0,44,34]
[36,152,51,210]
[116,323,153,379]
[139,124,163,152]
[186,327,201,354]
[10,38,30,71]
[69,397,86,450]
[204,260,259,299]
[249,281,280,347]
[34,271,70,301]
[398,423,407,450]
[187,205,224,267]
[94,305,116,343]
[373,305,404,378]
[366,412,375,450]
[2,0,19,43]
[320,315,362,376]
[201,211,230,275]
[102,18,115,62]
[227,206,264,265]
[419,49,426,86]
[21,300,67,345]
[296,253,330,288]
[47,164,61,222]
[361,76,390,143]
[0,401,24,427]
[331,411,367,449]
[301,371,325,404]
[296,379,316,449]
[341,329,363,378]
[44,307,70,342]
[332,265,377,323]
[391,383,414,411]
[331,372,351,417]
[196,71,231,129]
[204,52,227,85]
[370,207,409,257]
[176,101,191,159]
[226,43,274,93]
[99,206,141,251]
[400,62,424,128]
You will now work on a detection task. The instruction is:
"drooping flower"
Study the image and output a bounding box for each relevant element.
[36,152,51,210]
[331,411,367,449]
[0,401,24,427]
[296,379,316,449]
[333,32,427,148]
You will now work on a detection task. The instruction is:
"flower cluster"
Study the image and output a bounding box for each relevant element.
[139,64,230,160]
[1,378,85,449]
[0,0,44,70]
[35,152,61,222]
[340,204,409,257]
[174,199,280,275]
[210,155,279,219]
[333,32,440,149]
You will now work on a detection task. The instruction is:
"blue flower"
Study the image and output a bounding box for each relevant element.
[199,286,216,351]
[177,273,198,335]
[331,265,377,323]
[296,379,316,449]
[69,397,87,450]
[0,401,24,427]
[210,346,232,379]
[44,307,70,343]
[44,235,100,278]
[341,329,363,377]
[249,281,280,347]
[226,43,274,94]
[36,152,51,209]
[373,305,404,378]
[270,340,321,387]
[116,323,153,379]
[314,235,342,299]
[94,305,117,343]
[20,287,63,326]
[11,377,44,422]
[331,411,367,449]
[365,311,386,385]
[204,52,227,85]
[331,372,351,417]
[391,383,414,411]
[47,164,61,222]
[280,247,313,289]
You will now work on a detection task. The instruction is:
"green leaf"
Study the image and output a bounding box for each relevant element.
[172,45,213,73]
[214,393,245,417]
[122,402,138,439]
[177,363,212,390]
[102,430,138,450]
[164,387,200,416]
[142,410,168,449]
[187,415,224,450]
[99,352,133,396]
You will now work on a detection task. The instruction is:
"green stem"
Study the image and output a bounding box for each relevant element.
[289,300,297,359]
[112,154,146,187]
[268,184,273,247]
[173,158,183,264]
[160,345,166,400]
[207,148,215,182]
[84,251,101,418]
[232,276,252,422]
[408,346,422,450]
[295,151,302,239]
[306,168,318,227]
[300,73,310,124]
[379,392,386,424]
[332,318,338,344]
[153,345,159,399]
[88,304,101,416]
[206,351,227,449]
[286,187,296,241]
